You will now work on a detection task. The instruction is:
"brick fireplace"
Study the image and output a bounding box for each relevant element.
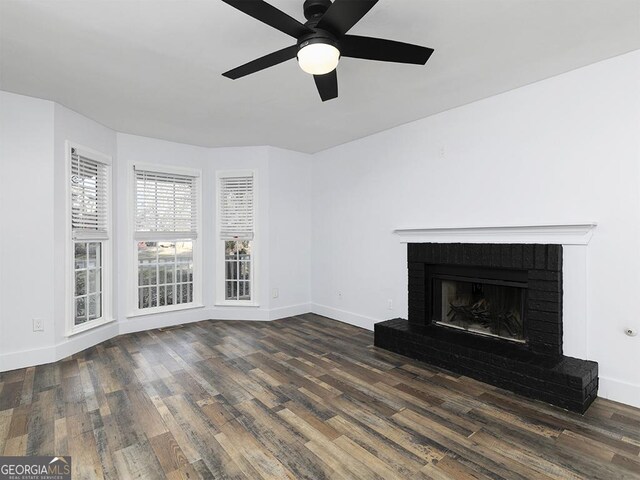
[375,241,599,413]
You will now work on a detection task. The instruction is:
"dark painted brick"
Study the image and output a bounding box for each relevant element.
[523,245,535,269]
[408,309,426,324]
[548,245,562,272]
[527,320,560,333]
[529,300,560,313]
[453,244,463,264]
[408,243,419,262]
[408,261,425,271]
[491,244,502,267]
[528,310,562,322]
[469,244,482,265]
[528,329,562,343]
[511,244,523,269]
[500,246,511,268]
[529,270,560,281]
[534,244,547,269]
[529,289,561,302]
[481,244,492,266]
[462,245,473,266]
[529,280,562,293]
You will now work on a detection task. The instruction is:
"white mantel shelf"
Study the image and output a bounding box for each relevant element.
[393,223,597,245]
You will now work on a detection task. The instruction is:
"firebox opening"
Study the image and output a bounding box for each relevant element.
[429,266,528,343]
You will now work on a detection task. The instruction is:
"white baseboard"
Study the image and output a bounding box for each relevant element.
[0,345,56,373]
[310,303,379,331]
[598,376,640,408]
[269,303,312,320]
[119,308,214,335]
[209,307,271,321]
[56,321,120,360]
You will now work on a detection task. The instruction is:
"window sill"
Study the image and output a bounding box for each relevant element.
[127,303,205,318]
[66,317,116,337]
[214,302,260,308]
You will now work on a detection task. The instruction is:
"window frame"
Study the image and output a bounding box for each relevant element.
[215,169,258,307]
[130,163,203,317]
[65,141,114,336]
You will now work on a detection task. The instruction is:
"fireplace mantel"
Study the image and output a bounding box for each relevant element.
[394,223,597,246]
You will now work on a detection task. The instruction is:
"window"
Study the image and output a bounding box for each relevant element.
[68,143,112,334]
[217,171,256,304]
[134,165,200,312]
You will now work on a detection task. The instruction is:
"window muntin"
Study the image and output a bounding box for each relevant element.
[134,165,199,312]
[74,242,102,325]
[137,241,194,309]
[225,240,252,301]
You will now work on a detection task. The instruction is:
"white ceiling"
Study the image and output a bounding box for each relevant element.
[1,0,639,153]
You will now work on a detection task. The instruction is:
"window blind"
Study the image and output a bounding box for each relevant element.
[135,168,198,239]
[71,148,109,240]
[219,175,254,240]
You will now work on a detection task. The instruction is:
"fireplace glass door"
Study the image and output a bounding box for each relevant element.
[430,267,527,343]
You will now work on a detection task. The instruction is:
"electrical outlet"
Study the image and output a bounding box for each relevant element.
[272,288,279,299]
[33,318,44,332]
[387,299,394,310]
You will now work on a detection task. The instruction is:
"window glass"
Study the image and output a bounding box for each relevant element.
[74,241,102,325]
[138,241,194,309]
[225,240,251,301]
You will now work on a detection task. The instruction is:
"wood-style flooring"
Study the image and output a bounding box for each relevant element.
[0,314,639,479]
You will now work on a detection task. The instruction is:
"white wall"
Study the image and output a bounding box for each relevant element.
[267,147,312,317]
[310,50,640,407]
[0,92,55,370]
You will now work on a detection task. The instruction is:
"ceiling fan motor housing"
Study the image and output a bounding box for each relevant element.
[303,0,332,20]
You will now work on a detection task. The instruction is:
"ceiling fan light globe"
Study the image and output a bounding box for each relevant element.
[297,43,340,75]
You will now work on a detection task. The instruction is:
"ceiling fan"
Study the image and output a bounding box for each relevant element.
[221,0,434,101]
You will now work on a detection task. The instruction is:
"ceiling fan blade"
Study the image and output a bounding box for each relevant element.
[222,45,298,79]
[314,70,338,102]
[316,0,378,37]
[221,0,313,38]
[341,35,434,65]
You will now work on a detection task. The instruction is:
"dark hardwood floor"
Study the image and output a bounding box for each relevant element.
[0,314,639,479]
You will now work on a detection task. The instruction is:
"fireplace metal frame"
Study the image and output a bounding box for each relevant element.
[427,264,529,344]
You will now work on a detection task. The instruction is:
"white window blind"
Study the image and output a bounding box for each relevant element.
[135,168,198,240]
[71,148,109,240]
[219,175,254,240]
